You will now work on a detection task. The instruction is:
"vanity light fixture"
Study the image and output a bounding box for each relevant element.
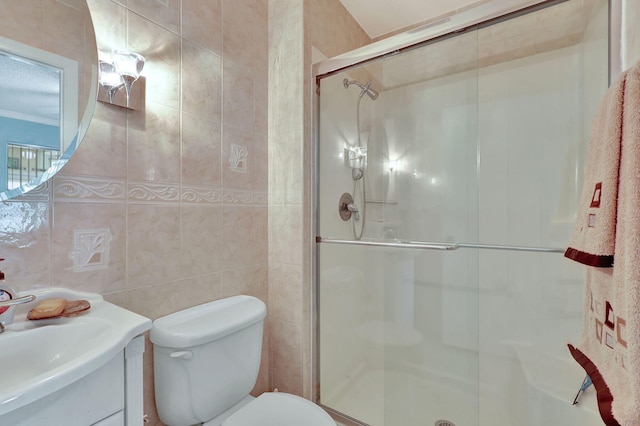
[98,49,145,110]
[98,58,123,103]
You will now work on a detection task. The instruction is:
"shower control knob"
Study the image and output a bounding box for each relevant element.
[339,193,355,221]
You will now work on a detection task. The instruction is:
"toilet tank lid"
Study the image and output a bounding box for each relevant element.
[150,295,267,348]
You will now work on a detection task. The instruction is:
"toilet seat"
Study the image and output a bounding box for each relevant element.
[222,392,336,426]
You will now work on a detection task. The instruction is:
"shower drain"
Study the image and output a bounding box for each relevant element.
[435,421,456,426]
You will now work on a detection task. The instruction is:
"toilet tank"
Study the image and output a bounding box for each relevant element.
[150,295,267,426]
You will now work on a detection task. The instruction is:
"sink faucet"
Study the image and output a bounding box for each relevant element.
[0,294,36,333]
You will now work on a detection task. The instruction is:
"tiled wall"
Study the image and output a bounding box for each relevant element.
[0,0,267,424]
[623,0,640,67]
[5,0,634,423]
[267,0,370,400]
[268,0,306,397]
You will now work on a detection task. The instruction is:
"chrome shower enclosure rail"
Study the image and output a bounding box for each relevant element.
[316,236,565,253]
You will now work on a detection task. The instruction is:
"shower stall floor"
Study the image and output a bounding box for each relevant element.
[323,368,482,426]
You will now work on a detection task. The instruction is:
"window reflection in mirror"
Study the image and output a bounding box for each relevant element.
[0,39,78,195]
[0,52,63,191]
[7,145,60,190]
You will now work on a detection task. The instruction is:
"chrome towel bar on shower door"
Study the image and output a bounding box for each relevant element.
[316,236,565,253]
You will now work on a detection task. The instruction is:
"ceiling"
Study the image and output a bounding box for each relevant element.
[0,53,60,126]
[338,0,480,39]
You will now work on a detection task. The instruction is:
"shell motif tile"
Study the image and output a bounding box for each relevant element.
[51,202,126,294]
[222,125,254,190]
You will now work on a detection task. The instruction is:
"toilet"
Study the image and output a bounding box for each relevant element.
[150,295,336,426]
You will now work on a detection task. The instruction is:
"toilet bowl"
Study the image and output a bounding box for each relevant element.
[150,295,335,426]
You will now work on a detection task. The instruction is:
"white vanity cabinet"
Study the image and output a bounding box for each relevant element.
[0,289,151,426]
[1,335,146,426]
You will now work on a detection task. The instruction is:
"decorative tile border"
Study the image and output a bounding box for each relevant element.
[181,185,222,205]
[254,191,268,206]
[222,189,253,206]
[269,190,302,206]
[54,176,125,203]
[128,182,180,204]
[7,180,52,202]
[50,177,268,207]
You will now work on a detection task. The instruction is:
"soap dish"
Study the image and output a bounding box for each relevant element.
[27,299,91,320]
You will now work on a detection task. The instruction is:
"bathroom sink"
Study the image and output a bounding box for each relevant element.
[0,288,151,416]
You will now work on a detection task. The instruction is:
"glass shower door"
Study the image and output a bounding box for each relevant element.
[315,1,610,425]
[316,29,481,426]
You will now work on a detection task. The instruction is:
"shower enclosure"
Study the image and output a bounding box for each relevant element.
[314,0,615,425]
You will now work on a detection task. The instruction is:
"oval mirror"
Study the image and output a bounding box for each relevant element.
[0,1,98,200]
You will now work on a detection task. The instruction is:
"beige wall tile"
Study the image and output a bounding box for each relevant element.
[179,273,222,308]
[183,0,223,54]
[267,0,370,401]
[253,130,268,191]
[103,290,128,311]
[269,204,303,265]
[269,263,303,323]
[268,0,302,23]
[253,336,271,395]
[223,0,263,68]
[269,317,303,396]
[269,131,303,194]
[128,11,182,110]
[221,266,254,299]
[62,103,127,178]
[126,280,183,320]
[223,60,255,131]
[127,0,180,34]
[253,263,269,302]
[127,101,181,183]
[0,0,271,420]
[254,72,269,136]
[221,205,254,270]
[127,204,181,288]
[623,0,640,68]
[253,206,268,264]
[182,41,223,121]
[254,313,271,396]
[181,205,222,276]
[304,0,370,60]
[182,112,222,187]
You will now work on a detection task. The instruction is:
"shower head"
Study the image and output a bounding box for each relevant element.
[343,78,379,100]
